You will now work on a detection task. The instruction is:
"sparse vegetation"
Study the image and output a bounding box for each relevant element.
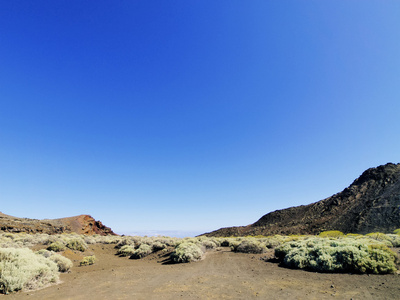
[0,247,59,294]
[231,239,266,254]
[36,250,73,273]
[47,241,66,252]
[275,237,397,274]
[80,256,96,266]
[118,245,136,257]
[171,242,204,263]
[131,244,152,259]
[66,238,88,252]
[319,230,345,238]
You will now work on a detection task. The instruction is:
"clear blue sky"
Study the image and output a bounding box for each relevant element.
[1,1,399,237]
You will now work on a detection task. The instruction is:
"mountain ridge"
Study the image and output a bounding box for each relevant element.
[203,162,400,237]
[0,213,116,235]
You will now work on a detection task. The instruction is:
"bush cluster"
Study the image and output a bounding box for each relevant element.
[0,248,59,294]
[131,244,152,259]
[36,249,73,273]
[170,242,204,263]
[275,237,397,274]
[231,239,266,254]
[319,231,345,238]
[80,255,96,266]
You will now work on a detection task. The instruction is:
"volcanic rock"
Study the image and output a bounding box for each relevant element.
[204,163,400,237]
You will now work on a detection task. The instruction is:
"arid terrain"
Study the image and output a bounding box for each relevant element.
[0,213,115,236]
[3,244,399,300]
[1,163,400,299]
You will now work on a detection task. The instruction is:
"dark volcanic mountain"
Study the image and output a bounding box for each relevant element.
[204,163,400,237]
[0,213,116,235]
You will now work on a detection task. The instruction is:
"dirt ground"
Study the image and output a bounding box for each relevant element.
[4,244,400,300]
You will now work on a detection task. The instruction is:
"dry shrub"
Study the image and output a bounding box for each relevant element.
[36,249,73,273]
[66,238,88,252]
[117,245,135,257]
[80,256,96,266]
[275,237,397,274]
[170,242,204,263]
[231,239,266,254]
[47,241,66,252]
[130,244,152,259]
[318,231,344,238]
[0,248,59,294]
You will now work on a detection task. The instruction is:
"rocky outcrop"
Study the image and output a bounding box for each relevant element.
[204,163,400,237]
[0,213,117,235]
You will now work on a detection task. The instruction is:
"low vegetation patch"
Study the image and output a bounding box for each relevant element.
[131,244,152,259]
[66,238,88,252]
[319,230,345,238]
[170,242,204,263]
[80,255,96,266]
[275,237,397,274]
[231,239,266,254]
[36,249,73,273]
[47,241,66,252]
[0,247,59,294]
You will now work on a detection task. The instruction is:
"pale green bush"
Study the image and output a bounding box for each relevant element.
[131,244,152,259]
[80,255,96,266]
[319,231,344,238]
[117,245,135,257]
[151,241,166,251]
[66,238,88,252]
[231,239,266,254]
[36,250,72,273]
[264,236,283,249]
[115,237,135,249]
[200,239,218,250]
[275,237,397,274]
[365,232,393,247]
[386,234,400,247]
[394,229,400,235]
[0,248,59,294]
[170,242,204,263]
[47,241,66,252]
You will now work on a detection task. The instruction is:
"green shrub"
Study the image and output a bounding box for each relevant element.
[394,229,400,235]
[80,256,96,266]
[151,241,166,252]
[365,232,393,247]
[170,242,204,263]
[66,238,88,252]
[319,231,344,238]
[200,239,218,250]
[275,237,397,274]
[0,248,59,294]
[115,237,135,249]
[386,234,400,247]
[130,244,152,259]
[117,245,135,257]
[47,241,66,252]
[231,239,266,254]
[264,236,283,249]
[36,249,73,273]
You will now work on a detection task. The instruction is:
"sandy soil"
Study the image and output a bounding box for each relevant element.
[4,244,400,300]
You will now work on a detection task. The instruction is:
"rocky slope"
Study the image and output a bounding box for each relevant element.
[204,163,400,237]
[0,212,116,235]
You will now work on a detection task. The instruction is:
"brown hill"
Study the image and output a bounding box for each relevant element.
[0,213,116,235]
[204,163,400,237]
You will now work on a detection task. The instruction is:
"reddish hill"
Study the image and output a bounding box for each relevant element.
[0,213,116,235]
[204,163,400,237]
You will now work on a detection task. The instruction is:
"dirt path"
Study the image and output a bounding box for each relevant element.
[5,245,400,299]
